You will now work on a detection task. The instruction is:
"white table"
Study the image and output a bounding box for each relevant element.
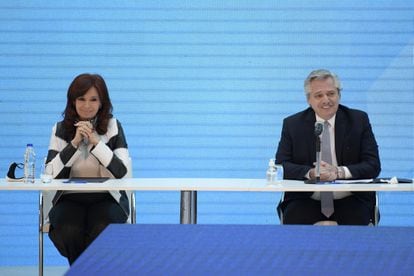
[2,178,413,191]
[1,178,413,223]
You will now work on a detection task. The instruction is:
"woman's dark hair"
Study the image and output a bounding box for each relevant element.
[62,73,113,141]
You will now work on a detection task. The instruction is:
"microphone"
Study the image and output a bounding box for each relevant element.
[314,121,323,136]
[314,121,323,183]
[305,122,323,184]
[79,118,97,145]
[83,118,97,144]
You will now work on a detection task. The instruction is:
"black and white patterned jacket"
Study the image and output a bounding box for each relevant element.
[44,118,130,217]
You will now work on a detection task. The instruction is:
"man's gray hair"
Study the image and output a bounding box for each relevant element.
[304,69,342,98]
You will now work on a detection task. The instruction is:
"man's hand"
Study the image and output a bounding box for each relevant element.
[310,161,338,181]
[319,161,337,181]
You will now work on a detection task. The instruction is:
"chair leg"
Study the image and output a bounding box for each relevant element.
[131,192,136,224]
[39,231,43,276]
[39,192,44,276]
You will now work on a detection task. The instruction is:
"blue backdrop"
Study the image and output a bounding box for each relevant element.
[0,0,413,266]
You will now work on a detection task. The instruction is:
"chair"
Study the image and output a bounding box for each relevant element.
[277,192,379,226]
[39,158,136,276]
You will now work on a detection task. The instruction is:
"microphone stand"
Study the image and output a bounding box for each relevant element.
[305,122,323,184]
[315,135,321,183]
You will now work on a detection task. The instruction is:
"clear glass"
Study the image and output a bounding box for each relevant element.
[267,164,284,184]
[266,166,276,182]
[40,159,52,183]
[274,164,284,183]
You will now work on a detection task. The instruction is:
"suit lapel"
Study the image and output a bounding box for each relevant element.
[334,107,347,164]
[304,108,317,162]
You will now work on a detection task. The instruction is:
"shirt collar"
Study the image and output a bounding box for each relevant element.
[315,114,336,128]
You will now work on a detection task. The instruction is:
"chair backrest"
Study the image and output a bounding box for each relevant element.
[125,157,135,224]
[40,192,54,232]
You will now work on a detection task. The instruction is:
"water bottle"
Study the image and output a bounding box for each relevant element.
[24,143,36,183]
[266,158,276,183]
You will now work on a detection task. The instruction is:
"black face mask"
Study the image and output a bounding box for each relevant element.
[6,162,24,181]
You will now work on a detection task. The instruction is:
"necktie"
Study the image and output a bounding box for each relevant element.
[320,121,334,218]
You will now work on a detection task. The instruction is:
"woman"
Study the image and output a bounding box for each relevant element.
[45,73,130,265]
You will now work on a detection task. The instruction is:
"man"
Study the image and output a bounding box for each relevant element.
[276,69,381,225]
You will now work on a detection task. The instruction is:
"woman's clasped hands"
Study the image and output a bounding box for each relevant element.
[72,120,99,148]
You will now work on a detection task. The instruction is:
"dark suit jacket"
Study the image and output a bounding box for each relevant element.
[276,104,381,207]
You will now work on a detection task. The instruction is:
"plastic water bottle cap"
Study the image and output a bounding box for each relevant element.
[27,143,33,147]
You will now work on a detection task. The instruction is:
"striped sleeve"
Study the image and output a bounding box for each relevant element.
[91,119,129,178]
[46,122,82,179]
